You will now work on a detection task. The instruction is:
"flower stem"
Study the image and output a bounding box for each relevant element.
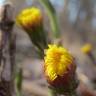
[48,88,58,96]
[66,91,78,96]
[15,68,23,96]
[88,53,96,65]
[39,0,60,38]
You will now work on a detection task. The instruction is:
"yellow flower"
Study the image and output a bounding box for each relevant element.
[44,45,77,93]
[16,7,42,30]
[44,45,78,94]
[81,44,92,54]
[44,44,75,81]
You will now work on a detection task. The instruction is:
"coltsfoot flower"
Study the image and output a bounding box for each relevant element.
[81,44,92,54]
[16,7,42,30]
[81,44,96,65]
[44,45,78,94]
[16,7,48,58]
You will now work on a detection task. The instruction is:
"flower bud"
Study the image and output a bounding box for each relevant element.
[81,44,92,54]
[16,7,48,57]
[44,45,78,94]
[16,7,42,30]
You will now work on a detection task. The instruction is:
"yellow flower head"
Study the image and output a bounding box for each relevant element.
[44,45,75,81]
[16,7,42,30]
[81,43,92,54]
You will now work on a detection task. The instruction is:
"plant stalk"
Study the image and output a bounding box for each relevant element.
[39,0,60,38]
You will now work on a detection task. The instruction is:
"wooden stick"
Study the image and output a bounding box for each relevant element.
[0,3,15,96]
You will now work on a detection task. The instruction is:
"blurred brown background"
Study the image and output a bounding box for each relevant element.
[1,0,96,96]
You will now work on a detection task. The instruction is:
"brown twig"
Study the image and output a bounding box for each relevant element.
[0,3,15,96]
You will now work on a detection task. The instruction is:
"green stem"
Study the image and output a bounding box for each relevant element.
[66,91,78,96]
[48,88,58,96]
[39,0,60,38]
[15,68,23,96]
